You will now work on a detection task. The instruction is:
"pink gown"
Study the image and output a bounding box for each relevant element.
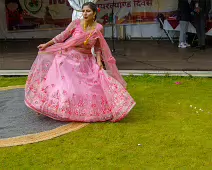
[25,19,135,122]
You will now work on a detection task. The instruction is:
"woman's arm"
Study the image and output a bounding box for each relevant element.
[94,39,103,69]
[94,24,104,69]
[38,20,77,50]
[52,20,77,43]
[37,39,55,50]
[46,39,55,47]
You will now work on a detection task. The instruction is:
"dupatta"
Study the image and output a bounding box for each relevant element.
[39,22,127,88]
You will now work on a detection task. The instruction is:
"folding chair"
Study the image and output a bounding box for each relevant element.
[156,13,175,44]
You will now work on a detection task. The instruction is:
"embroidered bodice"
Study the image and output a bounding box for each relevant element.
[53,19,103,52]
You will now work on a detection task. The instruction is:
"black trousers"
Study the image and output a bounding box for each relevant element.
[194,14,206,46]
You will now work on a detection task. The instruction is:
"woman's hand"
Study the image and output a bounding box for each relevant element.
[37,43,48,50]
[37,40,55,50]
[97,59,103,70]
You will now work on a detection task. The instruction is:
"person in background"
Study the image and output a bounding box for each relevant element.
[190,0,211,50]
[177,0,192,48]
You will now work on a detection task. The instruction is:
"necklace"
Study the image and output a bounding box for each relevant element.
[83,21,94,31]
[83,21,95,46]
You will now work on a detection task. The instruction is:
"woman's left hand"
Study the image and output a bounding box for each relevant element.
[97,60,103,70]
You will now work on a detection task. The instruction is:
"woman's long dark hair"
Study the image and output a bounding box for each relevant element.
[82,2,98,21]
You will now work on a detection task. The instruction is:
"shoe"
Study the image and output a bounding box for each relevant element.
[178,42,186,48]
[184,42,190,47]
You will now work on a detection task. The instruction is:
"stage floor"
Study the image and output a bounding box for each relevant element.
[0,39,212,71]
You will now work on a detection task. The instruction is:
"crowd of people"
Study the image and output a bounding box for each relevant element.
[177,0,211,50]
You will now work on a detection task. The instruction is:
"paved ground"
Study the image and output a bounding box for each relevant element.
[0,88,68,139]
[0,39,212,71]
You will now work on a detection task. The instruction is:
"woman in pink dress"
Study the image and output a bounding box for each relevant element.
[24,2,135,122]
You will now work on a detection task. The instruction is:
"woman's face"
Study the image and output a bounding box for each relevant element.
[82,5,95,22]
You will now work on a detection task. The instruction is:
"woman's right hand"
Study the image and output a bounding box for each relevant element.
[37,43,48,50]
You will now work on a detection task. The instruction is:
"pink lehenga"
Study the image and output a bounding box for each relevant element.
[24,19,135,122]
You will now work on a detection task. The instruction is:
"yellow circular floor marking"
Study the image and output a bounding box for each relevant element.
[0,85,88,147]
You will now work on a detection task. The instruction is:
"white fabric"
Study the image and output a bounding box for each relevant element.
[164,20,196,33]
[68,0,97,21]
[163,19,212,36]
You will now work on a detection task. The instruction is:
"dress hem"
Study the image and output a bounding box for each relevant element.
[110,101,136,122]
[25,99,135,123]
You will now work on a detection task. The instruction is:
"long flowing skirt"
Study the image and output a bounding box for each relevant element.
[25,48,135,122]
